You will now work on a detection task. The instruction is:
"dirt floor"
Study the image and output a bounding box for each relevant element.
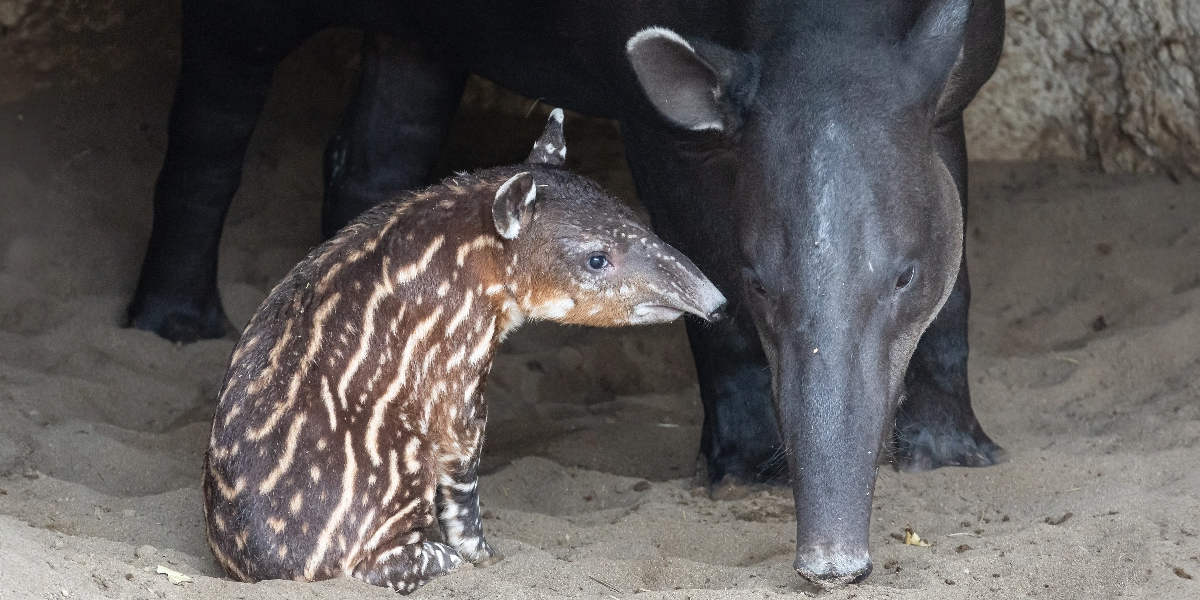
[1,5,1199,600]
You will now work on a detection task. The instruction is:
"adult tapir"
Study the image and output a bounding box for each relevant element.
[129,0,1005,587]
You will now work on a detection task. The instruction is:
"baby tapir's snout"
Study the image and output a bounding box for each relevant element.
[624,234,727,324]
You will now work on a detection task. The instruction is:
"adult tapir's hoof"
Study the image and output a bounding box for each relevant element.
[892,373,1005,472]
[126,295,234,343]
[893,416,1005,472]
[793,549,872,589]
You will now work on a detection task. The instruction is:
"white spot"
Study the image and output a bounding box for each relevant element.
[445,345,468,370]
[403,437,421,473]
[529,297,576,320]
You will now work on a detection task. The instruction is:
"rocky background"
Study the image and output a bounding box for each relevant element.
[3,0,1197,176]
[965,0,1200,178]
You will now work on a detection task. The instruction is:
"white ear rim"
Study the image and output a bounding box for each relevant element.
[625,27,724,132]
[683,118,723,132]
[523,181,537,206]
[495,172,522,199]
[495,172,534,240]
[626,26,695,55]
[549,107,564,123]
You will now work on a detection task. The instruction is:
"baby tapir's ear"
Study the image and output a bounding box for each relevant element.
[525,108,567,167]
[493,172,537,239]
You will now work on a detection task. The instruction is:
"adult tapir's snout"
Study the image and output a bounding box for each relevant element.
[768,336,893,589]
[794,548,872,588]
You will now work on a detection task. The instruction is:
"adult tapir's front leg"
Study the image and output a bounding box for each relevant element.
[619,122,786,487]
[128,3,311,342]
[893,114,1003,471]
[687,312,787,485]
[322,34,466,237]
[893,0,1006,471]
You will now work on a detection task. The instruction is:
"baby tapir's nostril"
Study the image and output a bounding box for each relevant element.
[707,308,728,323]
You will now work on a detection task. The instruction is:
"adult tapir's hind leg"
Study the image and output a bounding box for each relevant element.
[893,114,1003,472]
[322,34,467,238]
[128,3,312,342]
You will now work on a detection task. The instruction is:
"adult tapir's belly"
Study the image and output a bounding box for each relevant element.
[378,0,737,121]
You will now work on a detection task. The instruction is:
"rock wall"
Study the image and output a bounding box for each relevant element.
[3,0,1195,176]
[966,0,1200,177]
[0,0,163,104]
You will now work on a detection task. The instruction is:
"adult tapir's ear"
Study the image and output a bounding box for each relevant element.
[526,108,567,167]
[904,0,971,101]
[493,172,537,240]
[626,27,759,132]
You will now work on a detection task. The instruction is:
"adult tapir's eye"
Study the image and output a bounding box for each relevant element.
[895,265,916,291]
[587,253,610,270]
[751,278,768,296]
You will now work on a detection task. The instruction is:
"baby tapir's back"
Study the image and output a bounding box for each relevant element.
[204,180,512,584]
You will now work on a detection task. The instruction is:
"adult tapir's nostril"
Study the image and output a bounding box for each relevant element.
[793,550,872,590]
[706,309,728,323]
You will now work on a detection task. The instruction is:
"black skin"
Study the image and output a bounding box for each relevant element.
[129,0,1004,585]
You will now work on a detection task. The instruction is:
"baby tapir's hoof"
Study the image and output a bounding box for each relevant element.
[466,543,503,569]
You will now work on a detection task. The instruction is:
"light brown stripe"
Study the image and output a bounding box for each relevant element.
[304,432,357,580]
[258,414,307,494]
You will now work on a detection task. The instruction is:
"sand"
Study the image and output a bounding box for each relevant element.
[1,8,1199,600]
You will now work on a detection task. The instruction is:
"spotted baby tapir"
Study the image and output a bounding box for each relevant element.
[202,109,727,593]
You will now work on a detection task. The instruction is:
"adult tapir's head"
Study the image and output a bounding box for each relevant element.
[627,0,972,588]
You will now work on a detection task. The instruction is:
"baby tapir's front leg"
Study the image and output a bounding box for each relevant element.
[438,452,499,565]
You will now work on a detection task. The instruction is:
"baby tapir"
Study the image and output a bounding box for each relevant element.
[203,109,727,593]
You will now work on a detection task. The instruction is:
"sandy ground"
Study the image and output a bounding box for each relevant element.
[2,6,1199,600]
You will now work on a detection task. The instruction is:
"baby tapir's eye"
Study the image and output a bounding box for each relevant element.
[587,253,611,270]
